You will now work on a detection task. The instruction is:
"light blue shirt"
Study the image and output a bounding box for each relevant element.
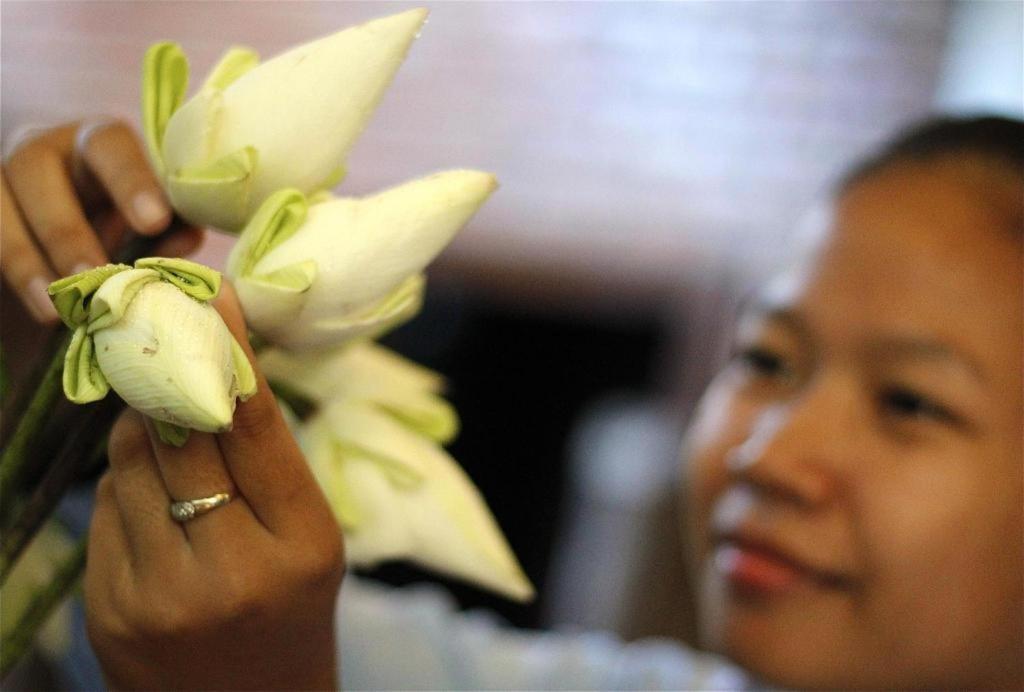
[338,575,751,691]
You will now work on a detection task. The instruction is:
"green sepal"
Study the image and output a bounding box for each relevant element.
[378,396,460,446]
[254,260,318,293]
[86,268,161,333]
[135,257,221,302]
[48,264,131,329]
[154,419,190,447]
[141,42,189,176]
[63,326,109,404]
[328,445,364,529]
[167,146,258,233]
[202,46,259,91]
[229,188,309,277]
[230,336,258,401]
[313,164,346,194]
[335,440,423,489]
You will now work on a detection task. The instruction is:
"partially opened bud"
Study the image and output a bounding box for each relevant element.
[300,399,534,602]
[141,9,427,232]
[48,259,256,445]
[260,341,458,443]
[228,170,497,351]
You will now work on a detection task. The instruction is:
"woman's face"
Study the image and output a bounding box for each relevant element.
[684,159,1023,689]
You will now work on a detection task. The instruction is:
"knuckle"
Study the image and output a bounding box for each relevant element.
[84,575,135,648]
[37,220,87,244]
[6,139,50,170]
[128,588,199,641]
[293,530,345,591]
[107,411,151,465]
[0,246,39,286]
[85,601,133,650]
[95,472,116,502]
[212,571,266,624]
[229,397,279,440]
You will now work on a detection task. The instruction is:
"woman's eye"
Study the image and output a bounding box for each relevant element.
[736,346,791,380]
[879,387,959,425]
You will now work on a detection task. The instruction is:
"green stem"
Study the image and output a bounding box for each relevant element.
[0,397,119,586]
[0,331,71,521]
[0,341,9,402]
[0,232,164,520]
[0,536,87,679]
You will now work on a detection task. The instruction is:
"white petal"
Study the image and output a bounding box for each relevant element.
[163,8,423,215]
[255,171,494,323]
[93,282,238,432]
[260,342,457,442]
[308,401,534,601]
[261,340,442,401]
[161,85,223,176]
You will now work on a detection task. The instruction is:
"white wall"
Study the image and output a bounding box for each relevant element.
[935,0,1024,116]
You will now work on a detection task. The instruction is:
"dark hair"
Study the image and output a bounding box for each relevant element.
[840,115,1024,190]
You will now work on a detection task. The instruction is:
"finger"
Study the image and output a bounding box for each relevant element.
[78,121,171,235]
[85,473,136,606]
[143,418,263,552]
[0,170,59,323]
[214,281,329,535]
[106,409,191,569]
[5,137,107,274]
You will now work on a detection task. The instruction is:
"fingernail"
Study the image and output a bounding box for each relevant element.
[132,190,170,231]
[26,276,59,323]
[72,262,94,276]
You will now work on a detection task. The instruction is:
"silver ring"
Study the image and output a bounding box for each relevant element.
[170,492,233,523]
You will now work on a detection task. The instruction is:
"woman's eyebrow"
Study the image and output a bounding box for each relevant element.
[863,337,987,383]
[739,294,813,340]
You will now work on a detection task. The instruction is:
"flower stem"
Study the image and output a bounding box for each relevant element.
[0,232,163,523]
[0,398,118,586]
[0,331,71,523]
[0,535,87,680]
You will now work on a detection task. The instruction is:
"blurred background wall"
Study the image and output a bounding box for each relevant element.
[3,0,1021,646]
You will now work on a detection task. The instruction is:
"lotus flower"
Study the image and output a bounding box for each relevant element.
[140,9,427,232]
[260,340,458,444]
[226,170,497,352]
[48,258,256,445]
[300,397,534,602]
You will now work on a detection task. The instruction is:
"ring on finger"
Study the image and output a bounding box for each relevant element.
[170,492,233,523]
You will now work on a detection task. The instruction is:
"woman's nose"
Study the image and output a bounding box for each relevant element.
[726,390,848,508]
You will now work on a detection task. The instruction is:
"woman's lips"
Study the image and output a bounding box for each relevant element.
[712,538,849,597]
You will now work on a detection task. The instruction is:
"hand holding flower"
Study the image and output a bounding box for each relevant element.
[84,283,344,691]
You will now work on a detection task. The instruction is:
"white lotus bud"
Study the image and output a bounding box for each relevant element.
[228,170,497,351]
[93,282,238,432]
[48,259,256,445]
[141,9,428,232]
[259,341,458,443]
[300,399,534,602]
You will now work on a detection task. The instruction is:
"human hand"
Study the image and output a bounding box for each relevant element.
[1,120,203,324]
[84,282,345,691]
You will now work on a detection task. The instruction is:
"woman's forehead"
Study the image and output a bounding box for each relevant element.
[747,168,1022,371]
